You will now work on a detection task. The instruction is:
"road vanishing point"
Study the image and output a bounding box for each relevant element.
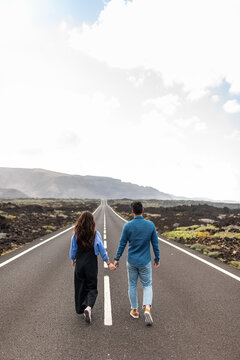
[0,200,240,360]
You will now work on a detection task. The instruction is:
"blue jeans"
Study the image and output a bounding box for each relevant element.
[127,261,152,309]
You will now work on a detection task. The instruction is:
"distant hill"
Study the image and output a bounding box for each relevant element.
[0,188,28,199]
[0,167,175,199]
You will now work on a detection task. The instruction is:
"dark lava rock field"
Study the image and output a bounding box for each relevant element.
[109,200,240,270]
[0,199,100,256]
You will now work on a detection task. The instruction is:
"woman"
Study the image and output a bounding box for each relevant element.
[69,211,115,323]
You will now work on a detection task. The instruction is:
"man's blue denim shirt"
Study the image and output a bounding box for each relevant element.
[115,216,160,266]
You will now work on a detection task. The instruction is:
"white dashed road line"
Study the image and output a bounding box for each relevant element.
[103,211,108,269]
[103,210,113,326]
[104,275,113,326]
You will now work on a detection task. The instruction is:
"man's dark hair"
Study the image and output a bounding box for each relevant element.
[131,201,143,215]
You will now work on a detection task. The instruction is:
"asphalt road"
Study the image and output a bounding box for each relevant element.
[0,200,240,360]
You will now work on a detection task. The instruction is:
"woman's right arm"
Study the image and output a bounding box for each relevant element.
[97,233,109,262]
[69,234,78,262]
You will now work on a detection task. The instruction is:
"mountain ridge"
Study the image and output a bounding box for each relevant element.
[0,167,175,199]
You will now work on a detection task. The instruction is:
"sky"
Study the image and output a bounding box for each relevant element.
[0,0,240,202]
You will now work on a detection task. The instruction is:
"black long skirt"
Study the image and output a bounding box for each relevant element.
[74,247,98,314]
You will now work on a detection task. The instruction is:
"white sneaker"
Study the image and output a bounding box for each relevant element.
[144,309,153,326]
[84,306,92,323]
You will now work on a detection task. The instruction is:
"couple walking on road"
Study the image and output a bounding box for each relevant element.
[69,201,160,326]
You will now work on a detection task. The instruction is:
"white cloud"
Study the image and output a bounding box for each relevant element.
[174,116,207,132]
[144,94,180,116]
[211,95,220,103]
[0,0,33,48]
[69,0,240,99]
[128,74,145,87]
[223,99,240,114]
[59,20,68,32]
[0,84,120,164]
[224,130,240,140]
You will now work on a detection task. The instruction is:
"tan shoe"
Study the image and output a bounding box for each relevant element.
[130,309,140,319]
[144,309,153,326]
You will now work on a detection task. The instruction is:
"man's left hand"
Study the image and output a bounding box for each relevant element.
[154,261,160,268]
[114,260,119,268]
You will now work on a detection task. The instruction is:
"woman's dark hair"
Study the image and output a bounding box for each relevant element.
[74,211,96,251]
[131,201,143,215]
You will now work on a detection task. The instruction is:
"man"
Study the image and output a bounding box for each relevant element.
[114,201,160,326]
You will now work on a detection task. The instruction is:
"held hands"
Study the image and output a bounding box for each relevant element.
[112,260,158,268]
[107,260,119,270]
[114,260,119,268]
[108,263,117,271]
[72,260,76,267]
